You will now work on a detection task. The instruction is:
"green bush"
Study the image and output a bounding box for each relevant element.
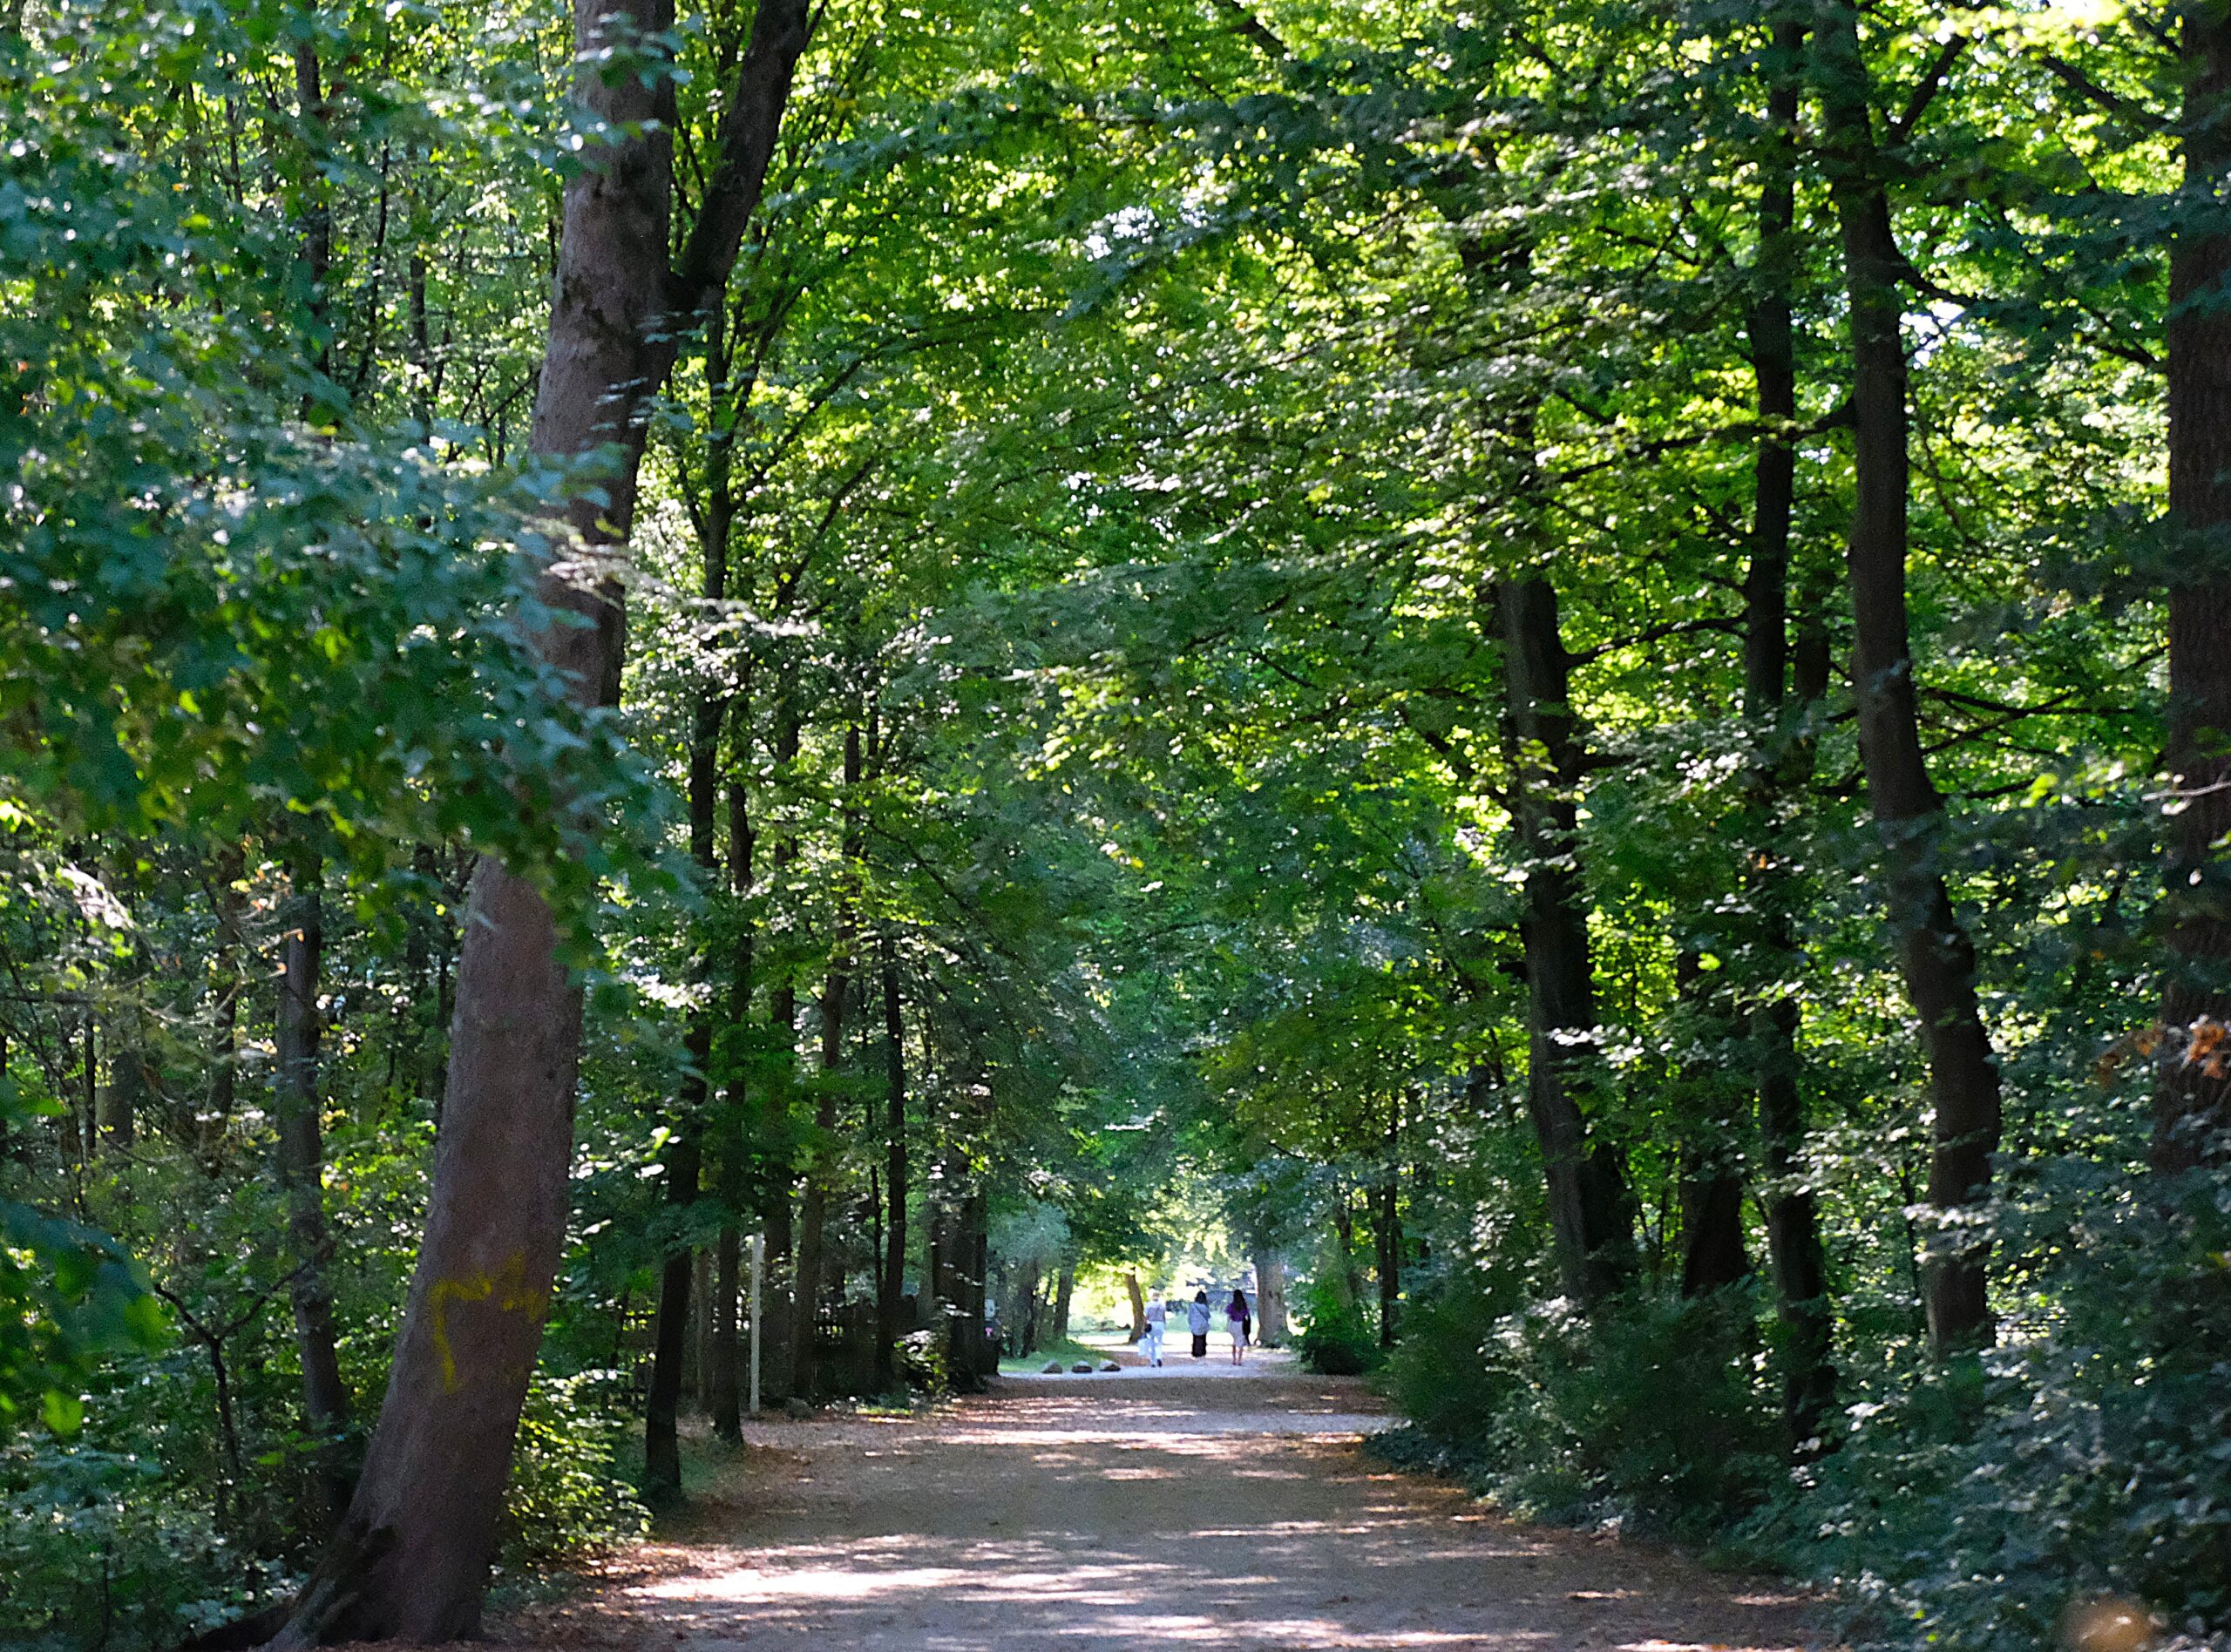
[1756,1173,2231,1650]
[500,1368,648,1562]
[1380,1280,1780,1540]
[0,1438,292,1651]
[1294,1279,1382,1376]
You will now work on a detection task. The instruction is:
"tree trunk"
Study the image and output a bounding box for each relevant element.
[712,752,754,1436]
[277,855,352,1532]
[756,682,805,1405]
[98,1004,143,1150]
[1252,1249,1287,1347]
[966,1192,992,1385]
[762,970,800,1405]
[793,721,862,1397]
[1331,1198,1363,1308]
[1745,24,1838,1448]
[692,1248,716,1409]
[1492,577,1635,1303]
[876,938,907,1391]
[1675,953,1750,1297]
[1013,1260,1041,1357]
[1052,1267,1075,1343]
[650,363,736,1483]
[207,846,247,1148]
[1372,1175,1402,1346]
[1818,2,2001,1355]
[641,1130,701,1505]
[272,0,812,1635]
[709,1221,742,1432]
[1124,1270,1146,1342]
[2159,1,2231,1173]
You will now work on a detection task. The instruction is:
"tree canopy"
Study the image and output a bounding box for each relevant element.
[6,0,2231,1644]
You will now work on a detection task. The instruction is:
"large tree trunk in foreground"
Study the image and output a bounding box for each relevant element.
[1819,3,2000,1355]
[276,856,352,1532]
[1492,577,1635,1304]
[2160,2,2231,1173]
[272,0,811,1636]
[1746,23,1837,1448]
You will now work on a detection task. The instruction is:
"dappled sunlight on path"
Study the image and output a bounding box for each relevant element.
[503,1364,1826,1650]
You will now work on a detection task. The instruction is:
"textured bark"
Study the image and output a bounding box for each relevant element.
[876,939,908,1391]
[271,0,812,1637]
[1818,3,2001,1354]
[276,856,352,1531]
[1744,25,1837,1447]
[1492,577,1636,1303]
[1124,1270,1146,1342]
[1252,1249,1288,1347]
[1052,1267,1075,1343]
[98,1019,142,1148]
[2159,1,2231,1173]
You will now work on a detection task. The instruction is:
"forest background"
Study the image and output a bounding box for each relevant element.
[6,0,2231,1645]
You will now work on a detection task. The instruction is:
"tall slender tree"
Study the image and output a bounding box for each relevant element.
[271,0,813,1635]
[1816,4,2001,1353]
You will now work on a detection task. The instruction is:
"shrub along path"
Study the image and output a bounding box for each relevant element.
[501,1355,1827,1649]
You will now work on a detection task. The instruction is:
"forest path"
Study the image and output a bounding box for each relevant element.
[503,1355,1827,1650]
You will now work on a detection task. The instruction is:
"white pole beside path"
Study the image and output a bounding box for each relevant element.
[749,1230,763,1418]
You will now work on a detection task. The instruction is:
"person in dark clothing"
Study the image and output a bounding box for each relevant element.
[1187,1290,1211,1358]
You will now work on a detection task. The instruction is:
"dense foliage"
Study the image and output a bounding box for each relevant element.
[6,0,2231,1645]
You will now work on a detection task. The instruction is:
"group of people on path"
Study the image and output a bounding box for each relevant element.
[1140,1286,1251,1366]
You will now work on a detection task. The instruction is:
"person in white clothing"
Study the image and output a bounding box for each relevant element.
[1142,1294,1167,1366]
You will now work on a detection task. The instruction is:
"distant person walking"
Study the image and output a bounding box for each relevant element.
[1142,1294,1167,1367]
[1226,1288,1250,1364]
[1188,1290,1211,1359]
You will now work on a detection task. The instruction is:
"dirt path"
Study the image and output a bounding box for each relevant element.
[508,1351,1826,1650]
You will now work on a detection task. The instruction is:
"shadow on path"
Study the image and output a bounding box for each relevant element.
[506,1364,1828,1651]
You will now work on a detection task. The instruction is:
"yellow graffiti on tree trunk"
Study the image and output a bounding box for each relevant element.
[429,1251,550,1392]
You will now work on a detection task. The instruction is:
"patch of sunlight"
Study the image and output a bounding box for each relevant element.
[636,1565,964,1601]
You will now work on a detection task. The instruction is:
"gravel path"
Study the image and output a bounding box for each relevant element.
[505,1353,1828,1650]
